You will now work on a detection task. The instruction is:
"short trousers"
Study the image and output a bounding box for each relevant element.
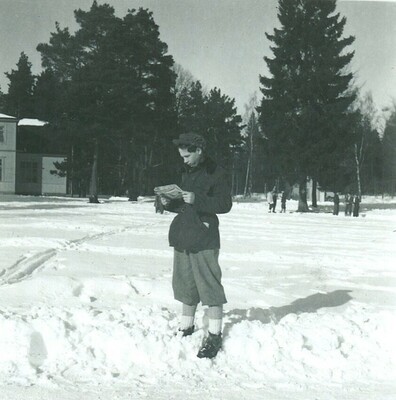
[172,248,227,306]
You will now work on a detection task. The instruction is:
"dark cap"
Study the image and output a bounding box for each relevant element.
[172,132,206,149]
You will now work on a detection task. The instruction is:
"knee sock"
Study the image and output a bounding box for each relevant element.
[208,305,223,335]
[181,303,197,330]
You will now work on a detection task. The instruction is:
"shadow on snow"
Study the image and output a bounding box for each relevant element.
[223,290,353,337]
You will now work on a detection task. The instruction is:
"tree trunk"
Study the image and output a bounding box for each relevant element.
[248,127,254,196]
[68,145,74,197]
[244,158,251,197]
[231,155,236,196]
[311,179,318,207]
[117,139,123,196]
[354,144,362,198]
[298,177,310,212]
[89,139,100,204]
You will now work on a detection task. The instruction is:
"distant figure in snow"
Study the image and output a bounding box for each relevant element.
[347,193,354,216]
[333,192,340,215]
[267,190,274,212]
[159,132,232,359]
[272,190,278,213]
[353,195,360,217]
[344,193,352,216]
[280,191,287,213]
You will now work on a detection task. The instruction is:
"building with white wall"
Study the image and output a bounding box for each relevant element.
[0,113,17,193]
[0,113,67,195]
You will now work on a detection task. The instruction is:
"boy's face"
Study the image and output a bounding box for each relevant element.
[178,147,202,167]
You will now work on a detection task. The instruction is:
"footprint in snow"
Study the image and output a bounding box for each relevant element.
[28,331,48,370]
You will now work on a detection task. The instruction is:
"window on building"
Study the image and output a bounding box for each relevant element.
[0,159,3,181]
[0,126,4,143]
[20,161,39,183]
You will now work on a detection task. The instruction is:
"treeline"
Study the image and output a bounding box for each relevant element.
[0,2,243,200]
[0,0,395,207]
[242,0,396,210]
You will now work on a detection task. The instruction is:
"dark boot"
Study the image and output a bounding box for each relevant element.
[178,325,194,337]
[197,332,222,359]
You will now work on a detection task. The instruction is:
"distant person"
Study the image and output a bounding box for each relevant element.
[280,191,287,213]
[345,193,353,216]
[159,132,232,359]
[353,195,360,217]
[344,193,351,216]
[272,190,278,213]
[348,194,354,216]
[127,188,139,202]
[267,190,274,213]
[333,192,340,215]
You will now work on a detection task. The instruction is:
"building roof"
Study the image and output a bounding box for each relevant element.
[18,118,48,127]
[0,112,17,120]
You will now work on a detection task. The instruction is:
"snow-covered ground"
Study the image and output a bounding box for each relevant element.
[0,195,395,400]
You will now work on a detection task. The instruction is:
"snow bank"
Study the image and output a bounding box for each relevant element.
[0,303,395,389]
[18,118,47,127]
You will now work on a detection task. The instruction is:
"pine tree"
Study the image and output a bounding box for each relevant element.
[258,0,356,211]
[382,104,396,196]
[37,2,176,197]
[0,88,5,111]
[109,7,177,196]
[352,92,382,197]
[33,70,62,121]
[176,80,243,170]
[177,80,208,136]
[244,112,259,196]
[173,64,195,119]
[58,2,118,201]
[37,22,78,83]
[4,52,35,118]
[318,92,383,196]
[241,94,275,195]
[204,87,243,167]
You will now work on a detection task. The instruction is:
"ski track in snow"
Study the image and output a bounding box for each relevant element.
[0,223,156,285]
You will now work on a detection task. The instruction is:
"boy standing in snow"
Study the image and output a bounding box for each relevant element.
[159,132,232,359]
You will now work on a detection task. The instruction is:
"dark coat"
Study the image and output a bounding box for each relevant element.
[165,157,232,252]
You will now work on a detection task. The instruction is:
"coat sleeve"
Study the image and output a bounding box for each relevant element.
[193,170,232,214]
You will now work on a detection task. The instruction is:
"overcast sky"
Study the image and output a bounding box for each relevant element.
[0,0,395,115]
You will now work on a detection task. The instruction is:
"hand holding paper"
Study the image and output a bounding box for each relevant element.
[154,184,183,200]
[182,191,195,204]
